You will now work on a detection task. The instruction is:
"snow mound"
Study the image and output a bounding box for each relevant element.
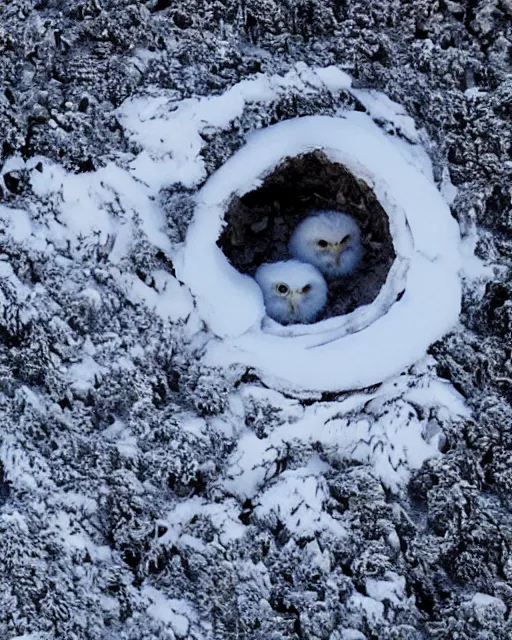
[180,113,462,393]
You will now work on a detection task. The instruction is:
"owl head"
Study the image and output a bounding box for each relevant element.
[289,210,363,278]
[255,260,328,325]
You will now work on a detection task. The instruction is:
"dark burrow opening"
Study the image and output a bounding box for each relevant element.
[218,151,396,320]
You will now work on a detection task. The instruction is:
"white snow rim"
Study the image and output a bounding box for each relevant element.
[180,114,462,393]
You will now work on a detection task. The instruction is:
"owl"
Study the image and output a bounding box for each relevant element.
[255,260,328,325]
[289,210,363,278]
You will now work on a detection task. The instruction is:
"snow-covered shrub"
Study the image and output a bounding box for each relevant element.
[1,0,511,638]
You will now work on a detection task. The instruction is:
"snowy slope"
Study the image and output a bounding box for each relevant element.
[0,9,509,635]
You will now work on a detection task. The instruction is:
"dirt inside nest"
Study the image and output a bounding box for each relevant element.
[218,150,396,321]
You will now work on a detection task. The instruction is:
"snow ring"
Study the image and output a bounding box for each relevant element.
[180,114,462,392]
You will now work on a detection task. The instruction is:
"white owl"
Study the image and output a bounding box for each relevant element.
[255,260,328,325]
[289,210,363,278]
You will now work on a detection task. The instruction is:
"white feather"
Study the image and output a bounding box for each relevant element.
[255,260,327,325]
[289,210,363,278]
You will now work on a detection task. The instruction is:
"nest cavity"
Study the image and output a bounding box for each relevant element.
[218,150,396,319]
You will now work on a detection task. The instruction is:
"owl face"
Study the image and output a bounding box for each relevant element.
[289,210,363,278]
[255,260,328,325]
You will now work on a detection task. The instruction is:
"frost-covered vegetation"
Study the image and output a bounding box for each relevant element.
[1,1,512,638]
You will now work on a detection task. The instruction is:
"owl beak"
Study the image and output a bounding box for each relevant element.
[333,243,344,266]
[288,293,301,315]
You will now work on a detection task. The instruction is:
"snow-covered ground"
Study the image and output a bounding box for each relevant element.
[0,48,506,639]
[1,65,477,399]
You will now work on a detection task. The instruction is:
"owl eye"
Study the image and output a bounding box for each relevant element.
[302,284,312,294]
[317,239,328,248]
[340,234,351,245]
[275,283,290,296]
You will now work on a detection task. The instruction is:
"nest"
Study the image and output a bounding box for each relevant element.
[218,150,395,320]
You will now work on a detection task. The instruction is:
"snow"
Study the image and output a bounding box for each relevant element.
[0,56,493,638]
[365,572,406,605]
[470,593,506,611]
[253,457,348,538]
[440,166,458,205]
[223,371,455,493]
[118,269,194,322]
[102,420,139,459]
[1,432,53,491]
[10,635,53,640]
[178,225,265,338]
[1,149,173,273]
[350,89,419,143]
[0,205,33,242]
[0,66,475,505]
[314,65,353,91]
[115,64,356,198]
[68,354,106,394]
[179,106,462,392]
[0,66,467,379]
[403,377,471,418]
[158,496,246,549]
[466,592,507,626]
[340,631,367,640]
[50,510,113,562]
[464,87,489,99]
[116,64,349,196]
[347,593,384,623]
[143,586,197,638]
